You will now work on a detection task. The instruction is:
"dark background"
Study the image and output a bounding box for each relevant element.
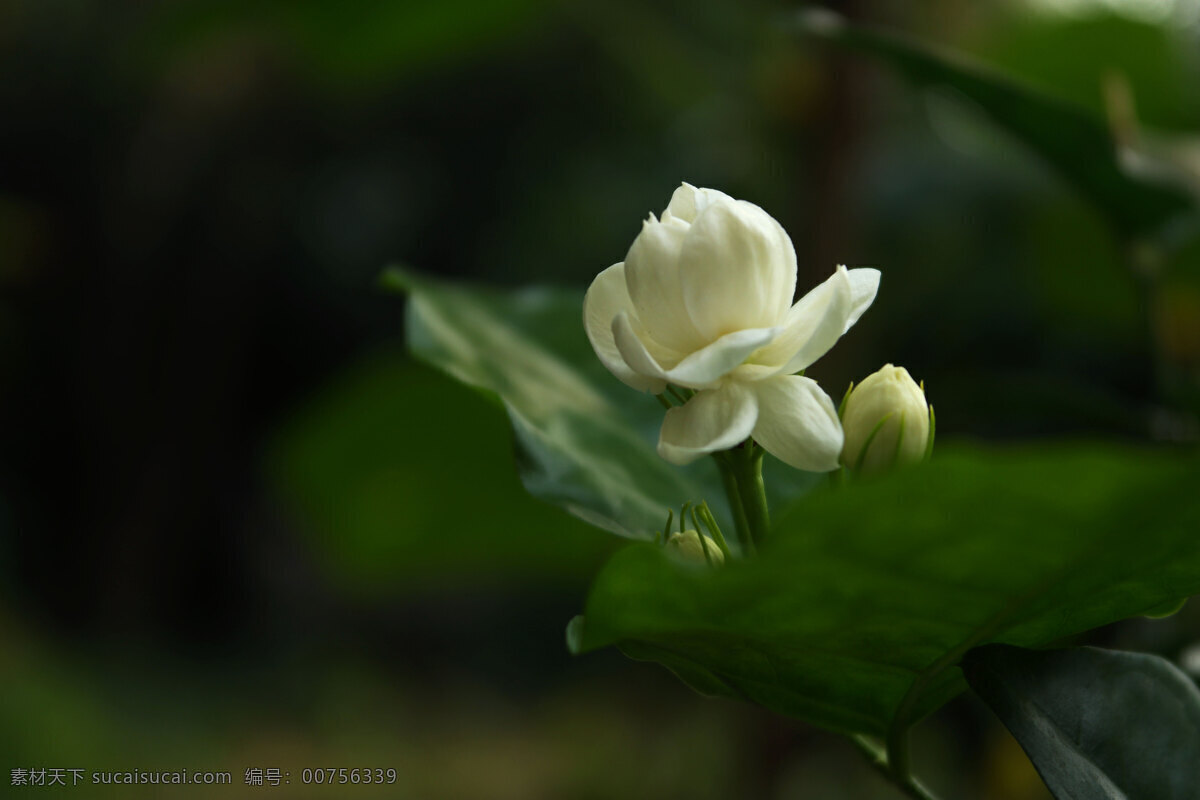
[2,0,1198,796]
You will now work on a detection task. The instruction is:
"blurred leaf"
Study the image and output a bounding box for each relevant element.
[970,14,1198,131]
[266,348,615,593]
[963,644,1200,800]
[795,10,1197,241]
[384,268,823,541]
[571,444,1200,737]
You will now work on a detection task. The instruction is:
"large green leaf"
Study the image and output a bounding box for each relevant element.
[795,10,1197,241]
[570,444,1200,737]
[384,267,824,541]
[963,644,1200,800]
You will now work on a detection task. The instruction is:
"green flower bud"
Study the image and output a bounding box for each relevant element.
[840,364,932,475]
[665,530,725,565]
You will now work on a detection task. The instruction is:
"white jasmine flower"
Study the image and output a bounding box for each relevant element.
[584,183,879,471]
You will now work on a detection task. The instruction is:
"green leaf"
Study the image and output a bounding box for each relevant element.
[385,267,715,539]
[571,444,1200,737]
[385,267,827,540]
[795,10,1197,241]
[963,644,1200,800]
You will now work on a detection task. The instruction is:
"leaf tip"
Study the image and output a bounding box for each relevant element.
[565,615,587,655]
[1142,596,1188,619]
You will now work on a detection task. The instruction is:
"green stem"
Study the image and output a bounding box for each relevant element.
[738,444,770,547]
[714,454,754,555]
[849,735,941,800]
[714,443,771,551]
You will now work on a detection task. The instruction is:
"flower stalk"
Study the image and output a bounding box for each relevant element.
[715,454,755,555]
[740,443,770,548]
[714,442,770,552]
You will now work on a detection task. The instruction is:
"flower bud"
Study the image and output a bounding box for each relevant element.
[665,530,725,565]
[839,364,932,475]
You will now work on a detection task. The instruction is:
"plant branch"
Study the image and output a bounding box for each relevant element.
[849,735,941,800]
[714,443,771,553]
[886,725,912,792]
[739,444,770,547]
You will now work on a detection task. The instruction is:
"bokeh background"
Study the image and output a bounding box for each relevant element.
[3,0,1199,797]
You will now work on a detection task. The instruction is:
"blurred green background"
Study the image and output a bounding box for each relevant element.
[2,0,1198,797]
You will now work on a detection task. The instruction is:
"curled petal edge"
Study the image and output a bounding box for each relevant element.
[583,263,666,393]
[843,266,880,332]
[747,266,854,377]
[613,313,781,391]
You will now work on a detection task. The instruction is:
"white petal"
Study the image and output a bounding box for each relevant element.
[612,311,675,384]
[583,264,667,393]
[843,267,880,331]
[765,215,800,321]
[613,314,775,390]
[658,383,758,465]
[678,199,797,341]
[663,326,780,388]
[751,375,844,472]
[664,183,734,223]
[750,266,853,375]
[624,214,706,353]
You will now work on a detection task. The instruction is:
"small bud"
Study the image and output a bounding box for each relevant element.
[840,364,932,475]
[665,530,725,565]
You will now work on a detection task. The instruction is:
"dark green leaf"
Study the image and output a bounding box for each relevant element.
[572,445,1200,737]
[795,10,1197,241]
[963,644,1200,800]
